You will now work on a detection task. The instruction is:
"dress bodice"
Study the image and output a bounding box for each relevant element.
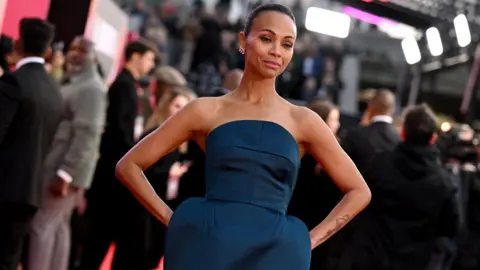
[204,120,300,214]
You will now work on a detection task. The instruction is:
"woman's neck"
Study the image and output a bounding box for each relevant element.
[235,68,278,103]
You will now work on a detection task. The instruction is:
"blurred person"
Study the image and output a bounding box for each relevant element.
[175,18,201,73]
[211,68,243,96]
[313,90,400,269]
[222,68,243,92]
[142,87,195,269]
[151,66,187,112]
[115,3,370,270]
[27,37,107,270]
[333,104,458,270]
[0,18,62,270]
[342,89,400,170]
[79,40,156,270]
[392,114,403,134]
[289,100,343,269]
[307,100,340,135]
[0,35,15,73]
[49,43,65,81]
[299,43,323,102]
[289,100,341,213]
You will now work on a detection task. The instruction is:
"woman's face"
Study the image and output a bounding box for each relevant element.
[168,95,190,117]
[326,108,340,135]
[240,11,296,79]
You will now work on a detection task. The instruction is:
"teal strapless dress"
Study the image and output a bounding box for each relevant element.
[164,120,311,270]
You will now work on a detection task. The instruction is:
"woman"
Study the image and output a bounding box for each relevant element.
[142,87,195,269]
[116,3,371,270]
[308,100,341,136]
[289,100,344,269]
[289,99,343,230]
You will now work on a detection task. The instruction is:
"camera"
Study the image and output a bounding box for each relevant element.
[436,123,479,164]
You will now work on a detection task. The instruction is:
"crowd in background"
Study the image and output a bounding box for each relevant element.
[0,1,480,270]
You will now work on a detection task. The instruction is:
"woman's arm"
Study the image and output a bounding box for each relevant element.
[297,107,371,249]
[116,98,209,226]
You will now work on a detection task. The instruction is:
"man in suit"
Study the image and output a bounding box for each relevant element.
[313,90,400,269]
[342,89,401,170]
[27,37,107,270]
[0,18,63,270]
[334,104,458,270]
[80,40,156,270]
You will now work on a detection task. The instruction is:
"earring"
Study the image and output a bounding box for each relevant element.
[239,47,245,55]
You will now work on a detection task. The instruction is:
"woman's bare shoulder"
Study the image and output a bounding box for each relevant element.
[185,96,222,120]
[289,103,326,141]
[287,101,318,124]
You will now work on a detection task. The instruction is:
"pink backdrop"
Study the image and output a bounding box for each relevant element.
[0,0,51,38]
[0,0,7,33]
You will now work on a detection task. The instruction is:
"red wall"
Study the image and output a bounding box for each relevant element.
[0,0,51,39]
[0,0,7,33]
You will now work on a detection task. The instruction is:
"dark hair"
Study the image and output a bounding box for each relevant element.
[124,39,156,61]
[308,100,337,122]
[403,103,437,145]
[19,18,55,56]
[0,35,13,70]
[244,3,295,36]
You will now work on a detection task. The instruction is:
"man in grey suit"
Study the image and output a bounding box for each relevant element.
[27,37,107,270]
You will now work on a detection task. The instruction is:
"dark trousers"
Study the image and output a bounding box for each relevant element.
[146,213,167,269]
[79,198,150,270]
[0,201,36,270]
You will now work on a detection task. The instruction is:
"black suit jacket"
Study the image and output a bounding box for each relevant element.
[341,121,401,170]
[332,143,458,270]
[88,69,137,207]
[99,69,137,160]
[0,62,63,208]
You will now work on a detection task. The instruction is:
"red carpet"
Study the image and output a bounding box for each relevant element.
[100,244,164,270]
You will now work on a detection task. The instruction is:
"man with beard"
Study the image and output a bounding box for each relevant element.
[27,36,107,270]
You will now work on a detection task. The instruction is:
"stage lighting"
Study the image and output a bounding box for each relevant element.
[454,14,471,47]
[305,7,351,38]
[426,27,443,56]
[401,36,421,64]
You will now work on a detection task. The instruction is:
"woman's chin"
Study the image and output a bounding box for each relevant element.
[260,69,280,79]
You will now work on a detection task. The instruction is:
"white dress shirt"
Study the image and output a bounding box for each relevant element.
[15,56,45,69]
[372,115,393,124]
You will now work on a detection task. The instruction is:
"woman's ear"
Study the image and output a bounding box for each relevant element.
[238,31,246,54]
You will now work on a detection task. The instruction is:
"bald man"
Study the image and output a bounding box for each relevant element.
[223,69,243,92]
[342,89,401,170]
[28,36,107,270]
[210,69,244,96]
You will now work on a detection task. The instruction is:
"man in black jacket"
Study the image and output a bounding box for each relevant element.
[80,40,155,270]
[332,104,458,270]
[341,89,401,170]
[0,18,62,270]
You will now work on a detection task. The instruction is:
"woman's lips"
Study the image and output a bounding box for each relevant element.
[262,60,281,69]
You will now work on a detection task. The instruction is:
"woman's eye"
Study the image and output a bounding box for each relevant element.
[283,43,293,48]
[260,36,272,42]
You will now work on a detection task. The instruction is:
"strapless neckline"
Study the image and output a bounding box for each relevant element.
[206,120,299,156]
